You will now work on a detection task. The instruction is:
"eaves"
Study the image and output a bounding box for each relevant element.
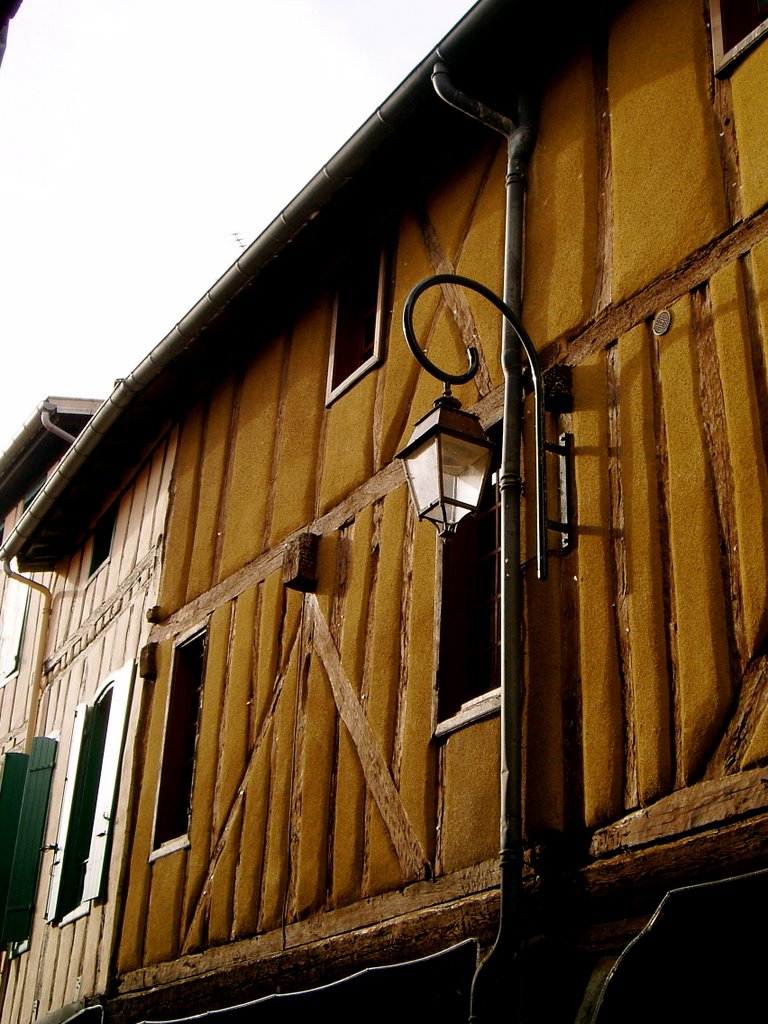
[0,0,616,572]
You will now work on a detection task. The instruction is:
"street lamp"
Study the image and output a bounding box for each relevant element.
[399,273,549,571]
[397,395,494,536]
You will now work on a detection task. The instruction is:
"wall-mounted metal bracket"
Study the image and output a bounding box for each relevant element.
[545,432,573,551]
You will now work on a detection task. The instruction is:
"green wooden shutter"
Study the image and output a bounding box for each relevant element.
[45,704,90,920]
[1,737,57,944]
[0,752,29,933]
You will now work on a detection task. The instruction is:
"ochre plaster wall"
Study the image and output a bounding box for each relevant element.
[609,0,727,302]
[118,0,768,983]
[730,40,768,217]
[525,47,600,343]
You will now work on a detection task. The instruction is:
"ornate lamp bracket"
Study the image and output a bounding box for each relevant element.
[402,272,568,580]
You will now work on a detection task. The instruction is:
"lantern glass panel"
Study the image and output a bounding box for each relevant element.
[440,434,491,513]
[402,436,441,517]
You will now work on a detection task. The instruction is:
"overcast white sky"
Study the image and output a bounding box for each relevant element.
[0,0,472,452]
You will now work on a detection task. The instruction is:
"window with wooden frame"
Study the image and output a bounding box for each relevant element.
[152,630,206,852]
[325,239,389,405]
[712,0,768,71]
[45,661,134,924]
[435,425,501,731]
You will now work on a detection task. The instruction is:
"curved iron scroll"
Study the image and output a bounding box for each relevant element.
[402,273,548,579]
[402,275,480,387]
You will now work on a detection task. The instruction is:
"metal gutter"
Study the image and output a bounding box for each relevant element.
[0,397,101,483]
[0,397,102,525]
[0,0,510,569]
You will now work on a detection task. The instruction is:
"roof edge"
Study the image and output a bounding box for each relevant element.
[0,0,507,568]
[0,397,102,481]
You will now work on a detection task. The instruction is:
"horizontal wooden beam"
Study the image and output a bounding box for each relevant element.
[108,889,495,1024]
[109,798,768,1022]
[580,811,768,919]
[149,462,404,644]
[541,201,768,372]
[590,765,768,857]
[115,859,499,997]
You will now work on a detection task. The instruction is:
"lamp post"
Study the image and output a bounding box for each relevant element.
[398,272,549,1024]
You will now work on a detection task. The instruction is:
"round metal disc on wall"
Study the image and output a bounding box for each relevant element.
[652,309,672,336]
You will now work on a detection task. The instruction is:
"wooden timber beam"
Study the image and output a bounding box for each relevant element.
[308,593,431,880]
[590,764,768,857]
[541,200,768,372]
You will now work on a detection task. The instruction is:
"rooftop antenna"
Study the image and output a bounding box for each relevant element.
[232,232,246,251]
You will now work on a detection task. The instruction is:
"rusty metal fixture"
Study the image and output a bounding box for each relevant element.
[652,309,672,336]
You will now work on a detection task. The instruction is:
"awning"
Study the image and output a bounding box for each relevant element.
[37,1004,103,1024]
[587,867,768,1022]
[136,939,477,1024]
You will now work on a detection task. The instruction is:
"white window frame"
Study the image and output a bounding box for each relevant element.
[711,0,768,73]
[0,579,29,683]
[151,626,207,855]
[325,243,388,405]
[45,703,88,922]
[46,660,134,923]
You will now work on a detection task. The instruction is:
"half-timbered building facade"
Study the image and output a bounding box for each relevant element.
[0,400,176,1023]
[2,0,768,1020]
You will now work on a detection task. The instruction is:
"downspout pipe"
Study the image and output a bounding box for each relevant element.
[431,61,537,1023]
[40,402,77,445]
[3,558,52,754]
[1,401,76,751]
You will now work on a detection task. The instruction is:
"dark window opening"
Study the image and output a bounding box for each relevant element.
[714,0,768,68]
[437,425,501,722]
[88,504,117,577]
[153,631,206,849]
[326,241,387,403]
[722,0,768,51]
